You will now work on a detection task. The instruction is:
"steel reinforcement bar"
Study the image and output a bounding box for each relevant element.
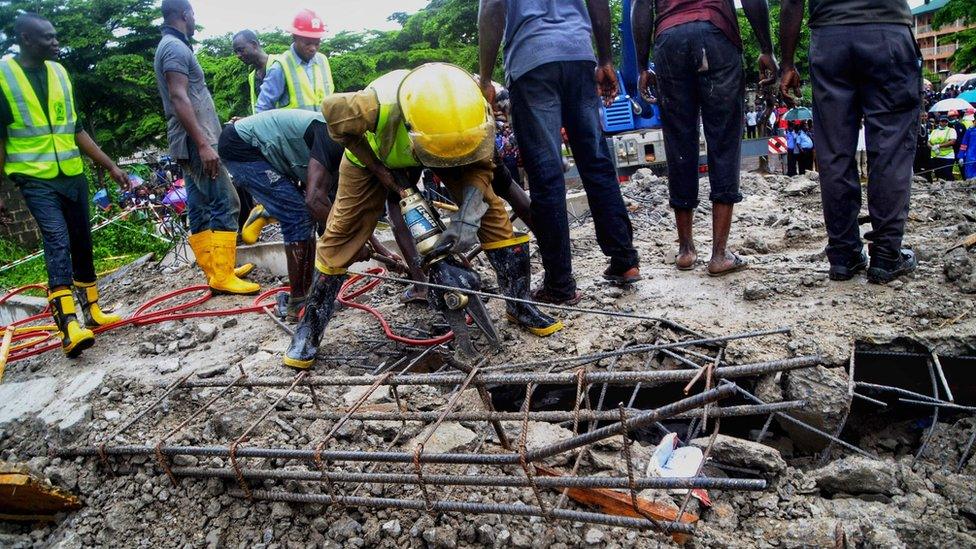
[56,385,733,465]
[174,355,822,389]
[278,401,805,423]
[229,489,697,534]
[173,466,767,491]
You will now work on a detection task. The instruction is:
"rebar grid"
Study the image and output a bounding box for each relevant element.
[54,325,819,537]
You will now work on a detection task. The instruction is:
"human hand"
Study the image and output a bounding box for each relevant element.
[479,79,496,106]
[758,53,778,88]
[198,143,221,180]
[109,165,129,192]
[779,63,802,107]
[637,69,657,103]
[595,62,619,107]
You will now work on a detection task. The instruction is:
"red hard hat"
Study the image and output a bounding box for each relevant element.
[968,108,975,114]
[288,9,327,39]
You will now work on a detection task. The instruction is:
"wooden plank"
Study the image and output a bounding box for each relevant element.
[535,465,698,544]
[0,328,14,383]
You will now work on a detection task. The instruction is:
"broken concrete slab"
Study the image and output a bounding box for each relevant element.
[0,378,59,425]
[779,366,851,451]
[405,423,476,454]
[690,434,786,475]
[343,385,391,407]
[813,456,897,496]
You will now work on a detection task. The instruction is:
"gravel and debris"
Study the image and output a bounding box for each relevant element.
[0,170,974,547]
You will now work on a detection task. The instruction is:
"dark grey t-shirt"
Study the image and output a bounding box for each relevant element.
[502,0,597,85]
[809,0,912,27]
[153,28,222,159]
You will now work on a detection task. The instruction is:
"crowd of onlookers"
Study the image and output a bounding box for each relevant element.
[916,108,975,181]
[744,102,817,177]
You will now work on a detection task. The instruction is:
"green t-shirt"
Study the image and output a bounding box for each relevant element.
[808,0,912,27]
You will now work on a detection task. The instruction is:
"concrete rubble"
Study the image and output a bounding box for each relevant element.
[0,171,974,547]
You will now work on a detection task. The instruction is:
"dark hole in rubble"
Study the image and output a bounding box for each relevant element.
[841,342,976,449]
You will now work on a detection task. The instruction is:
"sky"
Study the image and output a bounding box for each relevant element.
[193,1,431,40]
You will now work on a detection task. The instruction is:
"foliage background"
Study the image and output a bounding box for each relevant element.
[0,0,972,288]
[9,0,964,159]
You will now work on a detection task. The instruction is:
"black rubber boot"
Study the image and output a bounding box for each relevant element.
[484,242,564,337]
[284,239,316,321]
[282,272,346,369]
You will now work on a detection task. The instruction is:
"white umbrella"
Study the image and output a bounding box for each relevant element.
[944,73,973,86]
[930,98,973,113]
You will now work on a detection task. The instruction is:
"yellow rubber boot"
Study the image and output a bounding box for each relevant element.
[210,231,261,295]
[240,204,276,245]
[73,281,122,327]
[48,289,95,358]
[188,230,254,282]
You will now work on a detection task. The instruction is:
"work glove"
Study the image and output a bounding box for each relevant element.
[426,256,482,313]
[425,186,488,261]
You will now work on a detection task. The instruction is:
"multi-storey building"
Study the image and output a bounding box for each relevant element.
[913,0,975,76]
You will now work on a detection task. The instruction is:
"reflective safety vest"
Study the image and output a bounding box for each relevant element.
[248,55,280,114]
[0,59,83,179]
[345,70,418,169]
[276,48,334,111]
[929,127,956,159]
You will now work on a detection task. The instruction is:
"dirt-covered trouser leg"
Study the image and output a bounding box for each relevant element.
[283,271,346,369]
[484,240,563,337]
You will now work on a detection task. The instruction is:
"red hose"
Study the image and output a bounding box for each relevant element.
[338,268,453,346]
[0,267,452,364]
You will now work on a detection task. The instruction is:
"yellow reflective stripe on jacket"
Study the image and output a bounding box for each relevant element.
[344,70,419,169]
[279,49,334,111]
[0,59,83,179]
[248,55,280,114]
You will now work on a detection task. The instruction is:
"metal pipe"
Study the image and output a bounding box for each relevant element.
[174,355,821,389]
[279,401,805,423]
[230,489,697,534]
[172,466,767,491]
[930,352,954,403]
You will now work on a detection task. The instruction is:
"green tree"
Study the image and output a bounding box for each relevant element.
[0,0,164,158]
[933,0,976,72]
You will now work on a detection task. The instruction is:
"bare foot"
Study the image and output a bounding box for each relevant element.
[676,246,697,270]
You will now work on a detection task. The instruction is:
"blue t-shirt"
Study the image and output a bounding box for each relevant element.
[503,0,597,84]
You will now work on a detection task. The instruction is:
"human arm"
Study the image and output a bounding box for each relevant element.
[632,0,656,103]
[164,71,220,179]
[741,0,777,87]
[321,91,406,197]
[586,0,619,106]
[304,156,334,226]
[255,63,286,113]
[778,0,805,105]
[75,130,127,191]
[477,0,507,104]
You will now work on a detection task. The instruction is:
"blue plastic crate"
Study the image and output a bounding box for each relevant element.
[601,95,635,133]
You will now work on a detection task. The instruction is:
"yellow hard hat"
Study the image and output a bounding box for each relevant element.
[398,63,495,168]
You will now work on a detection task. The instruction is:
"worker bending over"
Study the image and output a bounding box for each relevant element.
[0,14,128,357]
[284,63,563,369]
[218,110,401,320]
